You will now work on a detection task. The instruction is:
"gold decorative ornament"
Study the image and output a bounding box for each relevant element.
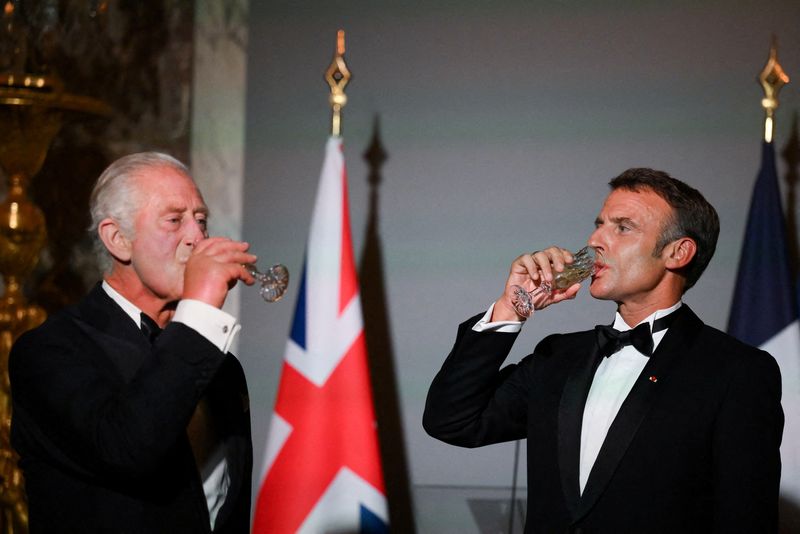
[757,36,790,143]
[325,30,351,137]
[0,7,111,529]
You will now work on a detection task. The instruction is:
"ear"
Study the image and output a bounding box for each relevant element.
[97,218,132,263]
[663,237,696,270]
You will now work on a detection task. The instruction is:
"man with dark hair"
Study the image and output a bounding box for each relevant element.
[10,153,256,533]
[608,168,720,291]
[424,168,783,533]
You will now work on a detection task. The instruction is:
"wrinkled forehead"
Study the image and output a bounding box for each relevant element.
[131,165,208,213]
[600,187,675,223]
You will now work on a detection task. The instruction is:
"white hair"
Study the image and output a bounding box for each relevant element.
[89,152,190,271]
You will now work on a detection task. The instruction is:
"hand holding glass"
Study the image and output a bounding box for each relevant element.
[510,246,596,317]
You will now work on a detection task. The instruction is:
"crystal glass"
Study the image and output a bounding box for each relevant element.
[510,246,596,318]
[244,263,289,302]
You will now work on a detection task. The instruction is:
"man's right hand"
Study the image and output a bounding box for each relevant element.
[182,237,258,308]
[491,246,582,322]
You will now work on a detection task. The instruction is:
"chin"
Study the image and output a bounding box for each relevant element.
[589,282,611,301]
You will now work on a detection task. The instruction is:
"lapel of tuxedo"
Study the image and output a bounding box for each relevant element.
[74,283,151,382]
[558,335,604,516]
[79,284,215,528]
[569,305,703,523]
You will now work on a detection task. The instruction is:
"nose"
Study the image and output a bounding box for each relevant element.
[587,225,603,251]
[186,219,207,246]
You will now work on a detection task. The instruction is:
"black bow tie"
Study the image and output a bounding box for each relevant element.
[595,312,677,358]
[140,312,162,344]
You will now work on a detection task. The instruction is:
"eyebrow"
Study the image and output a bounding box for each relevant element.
[595,216,639,228]
[161,205,209,216]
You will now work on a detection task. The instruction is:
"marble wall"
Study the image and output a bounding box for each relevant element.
[189,0,248,322]
[0,0,197,310]
[0,0,252,318]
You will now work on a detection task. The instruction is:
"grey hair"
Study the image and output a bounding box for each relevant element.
[89,152,190,271]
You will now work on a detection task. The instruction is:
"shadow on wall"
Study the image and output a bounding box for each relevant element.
[358,115,417,533]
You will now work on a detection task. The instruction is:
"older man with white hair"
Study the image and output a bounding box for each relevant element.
[10,152,256,533]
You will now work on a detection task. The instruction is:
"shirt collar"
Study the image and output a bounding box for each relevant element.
[612,300,683,332]
[102,280,143,328]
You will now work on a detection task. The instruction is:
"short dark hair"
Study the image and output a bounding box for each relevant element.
[609,168,720,292]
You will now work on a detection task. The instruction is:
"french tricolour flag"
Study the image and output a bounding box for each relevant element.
[253,137,389,533]
[728,140,800,506]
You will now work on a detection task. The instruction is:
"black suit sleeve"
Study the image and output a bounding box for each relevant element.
[10,320,226,482]
[711,347,783,532]
[423,313,533,447]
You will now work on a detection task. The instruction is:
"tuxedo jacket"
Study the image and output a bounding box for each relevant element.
[423,305,783,533]
[9,284,253,533]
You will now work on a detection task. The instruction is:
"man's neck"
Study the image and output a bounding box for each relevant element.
[615,275,685,326]
[104,271,177,327]
[615,300,682,329]
[617,294,682,327]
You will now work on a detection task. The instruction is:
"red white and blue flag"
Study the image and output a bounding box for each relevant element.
[727,140,800,506]
[253,137,389,533]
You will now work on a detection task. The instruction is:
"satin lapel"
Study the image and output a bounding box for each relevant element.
[572,305,702,522]
[73,283,151,381]
[558,338,604,516]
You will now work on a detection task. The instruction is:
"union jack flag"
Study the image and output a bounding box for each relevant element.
[253,137,389,533]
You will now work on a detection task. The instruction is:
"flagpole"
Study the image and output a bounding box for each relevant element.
[757,36,789,143]
[254,30,390,532]
[325,29,351,137]
[728,35,800,518]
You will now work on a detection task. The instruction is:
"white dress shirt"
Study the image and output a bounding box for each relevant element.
[473,300,682,495]
[102,281,239,528]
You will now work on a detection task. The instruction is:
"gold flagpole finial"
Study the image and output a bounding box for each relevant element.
[325,30,352,137]
[758,35,790,143]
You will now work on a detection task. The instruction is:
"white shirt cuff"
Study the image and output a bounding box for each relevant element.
[471,302,524,333]
[172,299,241,353]
[203,457,230,529]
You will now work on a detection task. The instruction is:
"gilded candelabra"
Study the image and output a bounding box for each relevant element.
[0,71,109,533]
